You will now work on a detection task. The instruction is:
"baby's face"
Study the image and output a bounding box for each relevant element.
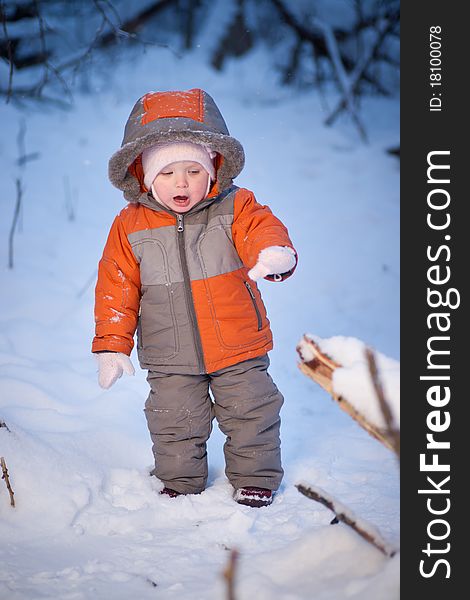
[152,161,209,213]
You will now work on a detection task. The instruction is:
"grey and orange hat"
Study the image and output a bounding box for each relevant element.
[108,88,245,203]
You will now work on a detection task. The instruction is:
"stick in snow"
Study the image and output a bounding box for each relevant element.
[296,483,396,557]
[222,548,239,600]
[1,457,15,507]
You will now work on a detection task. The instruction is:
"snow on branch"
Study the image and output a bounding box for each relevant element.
[296,482,396,557]
[297,334,400,456]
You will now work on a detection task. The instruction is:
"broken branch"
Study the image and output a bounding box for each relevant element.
[296,482,396,557]
[297,335,397,453]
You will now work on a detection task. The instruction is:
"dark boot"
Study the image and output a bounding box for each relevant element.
[234,486,274,508]
[160,487,182,498]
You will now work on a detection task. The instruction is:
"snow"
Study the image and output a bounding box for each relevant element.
[300,334,400,430]
[0,24,399,600]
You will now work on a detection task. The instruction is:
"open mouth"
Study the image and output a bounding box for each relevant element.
[173,195,190,206]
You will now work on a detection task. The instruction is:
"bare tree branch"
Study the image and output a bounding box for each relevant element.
[269,0,392,96]
[211,0,254,71]
[97,0,177,47]
[0,84,71,106]
[325,14,399,126]
[1,0,183,104]
[312,17,368,141]
[281,37,303,85]
[1,0,398,123]
[1,457,15,507]
[93,0,122,31]
[8,120,39,268]
[8,178,22,270]
[32,0,73,102]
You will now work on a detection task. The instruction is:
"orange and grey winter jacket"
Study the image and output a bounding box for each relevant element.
[92,89,297,374]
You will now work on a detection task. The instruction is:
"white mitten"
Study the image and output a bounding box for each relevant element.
[96,352,135,389]
[248,246,296,282]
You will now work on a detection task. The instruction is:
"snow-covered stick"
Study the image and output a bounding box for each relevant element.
[365,348,400,461]
[297,335,396,453]
[1,457,15,507]
[222,548,239,600]
[296,483,396,557]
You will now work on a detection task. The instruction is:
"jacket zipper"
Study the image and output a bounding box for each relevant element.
[244,281,263,331]
[177,214,206,374]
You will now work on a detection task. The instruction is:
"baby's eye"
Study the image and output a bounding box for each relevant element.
[188,169,200,174]
[160,171,173,176]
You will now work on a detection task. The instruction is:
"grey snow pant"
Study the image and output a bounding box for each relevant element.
[144,355,284,495]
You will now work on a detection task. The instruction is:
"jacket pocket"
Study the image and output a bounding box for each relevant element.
[139,284,179,359]
[205,273,268,350]
[244,281,262,331]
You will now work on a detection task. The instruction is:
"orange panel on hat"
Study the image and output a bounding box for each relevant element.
[141,89,204,125]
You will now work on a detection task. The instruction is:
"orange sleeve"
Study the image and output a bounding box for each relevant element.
[232,189,298,281]
[92,213,141,355]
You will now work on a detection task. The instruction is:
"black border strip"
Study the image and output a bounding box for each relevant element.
[401,2,466,595]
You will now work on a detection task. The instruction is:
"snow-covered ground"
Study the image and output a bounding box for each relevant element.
[0,38,399,599]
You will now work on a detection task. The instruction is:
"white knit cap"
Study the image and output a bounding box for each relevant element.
[141,141,216,189]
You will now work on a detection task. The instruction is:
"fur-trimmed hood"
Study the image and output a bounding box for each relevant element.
[108,88,245,203]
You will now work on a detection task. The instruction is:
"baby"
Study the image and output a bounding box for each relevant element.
[93,89,297,507]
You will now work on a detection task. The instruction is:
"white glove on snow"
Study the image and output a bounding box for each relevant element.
[248,246,296,282]
[96,352,135,389]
